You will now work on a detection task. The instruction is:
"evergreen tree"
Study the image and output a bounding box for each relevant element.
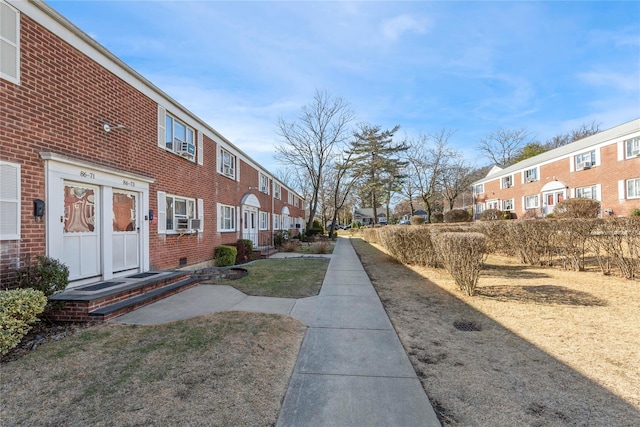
[347,124,407,224]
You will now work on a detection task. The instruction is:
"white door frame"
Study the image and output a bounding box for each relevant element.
[541,181,567,217]
[240,193,261,248]
[42,152,153,287]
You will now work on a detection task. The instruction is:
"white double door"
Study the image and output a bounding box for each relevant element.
[45,159,150,287]
[242,206,258,247]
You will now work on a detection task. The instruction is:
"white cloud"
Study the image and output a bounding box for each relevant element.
[381,15,429,41]
[578,70,639,92]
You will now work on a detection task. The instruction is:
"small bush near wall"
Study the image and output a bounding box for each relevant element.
[554,198,601,219]
[433,232,487,296]
[631,208,640,217]
[1,288,47,355]
[15,255,69,299]
[235,239,254,264]
[215,246,237,267]
[443,209,472,223]
[410,216,425,225]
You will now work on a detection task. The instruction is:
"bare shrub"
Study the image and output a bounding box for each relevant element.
[314,239,330,254]
[476,221,514,256]
[480,209,501,221]
[552,219,598,271]
[504,220,557,266]
[443,209,472,223]
[554,198,601,219]
[281,240,300,252]
[430,212,444,223]
[362,228,381,244]
[378,226,439,268]
[433,232,487,296]
[589,218,640,279]
[410,215,425,225]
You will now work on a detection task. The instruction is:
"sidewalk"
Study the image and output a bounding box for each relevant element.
[276,237,440,427]
[113,237,440,426]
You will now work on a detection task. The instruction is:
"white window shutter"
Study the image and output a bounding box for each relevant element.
[217,147,222,174]
[617,141,624,161]
[197,132,204,165]
[0,162,20,240]
[157,106,166,149]
[570,188,575,198]
[197,198,204,231]
[157,191,166,233]
[0,2,20,84]
[618,180,625,200]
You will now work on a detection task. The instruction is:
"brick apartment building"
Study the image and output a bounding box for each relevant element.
[0,0,305,288]
[472,118,640,219]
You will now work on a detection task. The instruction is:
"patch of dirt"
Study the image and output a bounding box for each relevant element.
[1,320,95,364]
[351,237,640,426]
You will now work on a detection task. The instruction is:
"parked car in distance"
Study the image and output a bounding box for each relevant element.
[378,220,388,226]
[398,220,410,225]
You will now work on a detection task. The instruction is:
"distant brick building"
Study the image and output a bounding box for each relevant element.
[472,119,640,219]
[0,0,305,288]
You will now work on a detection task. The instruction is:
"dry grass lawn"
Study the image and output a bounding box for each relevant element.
[351,237,640,426]
[1,312,306,426]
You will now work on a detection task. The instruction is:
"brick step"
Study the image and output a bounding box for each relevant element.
[48,271,197,322]
[88,277,200,322]
[254,248,278,258]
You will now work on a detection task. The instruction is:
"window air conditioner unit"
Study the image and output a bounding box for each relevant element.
[174,138,195,158]
[223,166,233,176]
[577,160,592,170]
[188,218,201,231]
[632,148,640,157]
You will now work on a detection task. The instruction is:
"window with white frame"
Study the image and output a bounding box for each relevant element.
[575,150,595,170]
[627,178,640,199]
[259,173,269,194]
[576,185,598,200]
[486,200,498,210]
[294,195,299,207]
[474,183,484,194]
[165,195,195,231]
[165,113,195,159]
[524,168,538,183]
[0,1,20,85]
[259,211,269,230]
[274,183,281,199]
[475,204,484,214]
[0,161,20,240]
[524,195,539,209]
[218,204,236,231]
[220,148,236,178]
[273,214,281,230]
[626,137,640,158]
[502,199,514,211]
[288,191,293,205]
[501,175,513,189]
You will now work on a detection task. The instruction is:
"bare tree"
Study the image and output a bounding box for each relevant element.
[545,121,601,149]
[476,127,534,166]
[326,151,361,236]
[404,129,457,222]
[275,90,355,230]
[441,158,473,210]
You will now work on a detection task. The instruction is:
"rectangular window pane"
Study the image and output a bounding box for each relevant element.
[165,116,173,149]
[174,121,186,142]
[166,197,174,230]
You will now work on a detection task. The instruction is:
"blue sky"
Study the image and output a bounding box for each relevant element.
[47,1,640,172]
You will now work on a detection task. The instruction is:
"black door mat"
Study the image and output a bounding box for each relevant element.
[76,281,125,292]
[128,272,161,279]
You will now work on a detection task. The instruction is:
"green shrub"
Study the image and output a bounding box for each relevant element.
[274,230,291,248]
[15,255,69,297]
[306,227,323,237]
[410,215,425,225]
[215,245,237,267]
[554,198,601,219]
[234,239,254,264]
[630,208,640,217]
[434,232,487,296]
[0,288,47,355]
[443,209,472,223]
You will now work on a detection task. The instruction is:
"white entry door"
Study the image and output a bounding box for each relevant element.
[112,190,140,273]
[62,182,101,281]
[543,190,565,216]
[243,207,258,247]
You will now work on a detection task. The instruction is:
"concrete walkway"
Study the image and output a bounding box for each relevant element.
[113,237,440,426]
